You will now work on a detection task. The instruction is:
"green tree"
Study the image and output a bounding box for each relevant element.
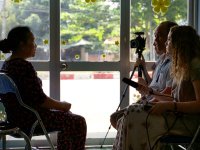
[60,0,120,53]
[0,0,187,60]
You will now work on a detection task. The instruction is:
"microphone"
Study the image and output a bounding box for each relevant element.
[122,77,139,88]
[122,78,153,110]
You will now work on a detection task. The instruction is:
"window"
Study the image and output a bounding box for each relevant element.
[0,0,191,148]
[0,0,50,61]
[129,0,188,104]
[60,71,119,138]
[130,0,187,62]
[60,0,120,62]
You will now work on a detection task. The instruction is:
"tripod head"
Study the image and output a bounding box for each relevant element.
[130,32,146,58]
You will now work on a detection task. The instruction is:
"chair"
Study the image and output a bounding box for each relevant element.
[0,72,55,150]
[160,135,193,150]
[159,113,200,150]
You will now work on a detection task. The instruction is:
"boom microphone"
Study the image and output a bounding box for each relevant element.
[122,77,139,88]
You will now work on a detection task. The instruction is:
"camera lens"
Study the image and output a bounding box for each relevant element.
[130,39,139,48]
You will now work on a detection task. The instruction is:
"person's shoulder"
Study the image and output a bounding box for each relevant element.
[156,53,166,62]
[8,58,31,65]
[160,53,166,59]
[6,58,34,71]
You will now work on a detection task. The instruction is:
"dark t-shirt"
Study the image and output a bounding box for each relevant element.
[172,58,200,102]
[0,58,47,129]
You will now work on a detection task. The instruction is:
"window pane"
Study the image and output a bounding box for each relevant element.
[38,71,50,96]
[60,0,120,62]
[0,0,50,61]
[60,71,119,138]
[130,0,187,62]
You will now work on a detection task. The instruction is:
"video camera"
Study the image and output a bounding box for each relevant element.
[130,32,146,56]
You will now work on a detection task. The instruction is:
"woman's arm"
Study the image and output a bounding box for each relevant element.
[175,80,200,113]
[40,97,71,112]
[151,80,200,114]
[149,94,173,103]
[148,87,172,102]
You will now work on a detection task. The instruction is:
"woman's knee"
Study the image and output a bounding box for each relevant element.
[77,114,86,122]
[75,115,87,130]
[110,112,118,129]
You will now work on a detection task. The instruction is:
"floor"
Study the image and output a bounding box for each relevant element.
[0,146,113,150]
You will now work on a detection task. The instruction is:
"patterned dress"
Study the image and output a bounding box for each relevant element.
[0,58,87,150]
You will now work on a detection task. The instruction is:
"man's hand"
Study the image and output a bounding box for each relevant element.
[138,77,147,86]
[136,82,151,96]
[134,55,146,68]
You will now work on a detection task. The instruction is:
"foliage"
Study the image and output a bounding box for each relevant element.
[0,0,187,56]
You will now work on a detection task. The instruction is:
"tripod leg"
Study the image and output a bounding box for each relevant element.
[138,65,143,77]
[138,65,149,84]
[100,66,138,148]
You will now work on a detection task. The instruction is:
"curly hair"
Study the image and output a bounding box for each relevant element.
[170,25,200,83]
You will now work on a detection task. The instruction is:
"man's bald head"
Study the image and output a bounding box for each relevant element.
[153,21,178,55]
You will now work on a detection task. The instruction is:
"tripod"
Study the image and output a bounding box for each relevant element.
[100,49,148,148]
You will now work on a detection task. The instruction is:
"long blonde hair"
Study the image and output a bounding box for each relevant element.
[170,26,200,84]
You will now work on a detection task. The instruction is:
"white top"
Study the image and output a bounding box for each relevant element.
[149,53,172,91]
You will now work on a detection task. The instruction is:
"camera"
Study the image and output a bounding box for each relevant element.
[130,32,146,51]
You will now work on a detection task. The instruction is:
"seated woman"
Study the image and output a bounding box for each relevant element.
[112,25,200,150]
[0,26,87,150]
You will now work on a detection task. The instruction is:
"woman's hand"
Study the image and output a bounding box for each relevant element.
[41,97,72,112]
[150,102,174,115]
[61,102,71,112]
[149,98,159,103]
[150,94,174,102]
